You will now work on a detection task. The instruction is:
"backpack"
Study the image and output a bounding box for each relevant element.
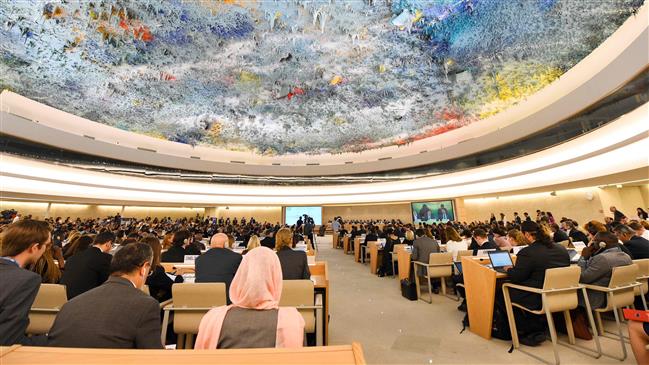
[491,303,512,340]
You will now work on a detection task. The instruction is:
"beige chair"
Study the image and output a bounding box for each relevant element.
[26,284,67,335]
[503,266,601,365]
[456,250,473,260]
[413,252,454,303]
[161,283,227,349]
[633,259,649,310]
[280,280,323,345]
[390,244,407,278]
[584,264,641,360]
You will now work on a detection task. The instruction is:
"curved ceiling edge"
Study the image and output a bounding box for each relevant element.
[0,3,648,177]
[1,103,647,205]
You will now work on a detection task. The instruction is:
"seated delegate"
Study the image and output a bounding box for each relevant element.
[195,233,242,304]
[0,219,51,346]
[195,247,305,349]
[48,242,163,349]
[499,221,570,346]
[275,228,310,280]
[60,231,114,299]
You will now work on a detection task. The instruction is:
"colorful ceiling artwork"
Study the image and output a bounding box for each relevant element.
[0,1,644,155]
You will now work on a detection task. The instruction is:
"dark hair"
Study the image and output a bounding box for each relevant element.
[64,235,94,258]
[172,230,191,246]
[613,224,635,237]
[110,242,153,275]
[590,232,620,256]
[0,219,50,257]
[628,221,643,231]
[415,228,425,237]
[521,221,553,247]
[94,231,115,245]
[473,228,487,238]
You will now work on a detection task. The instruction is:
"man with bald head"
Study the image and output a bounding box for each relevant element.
[195,233,242,304]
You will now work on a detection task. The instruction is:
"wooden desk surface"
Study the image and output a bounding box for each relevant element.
[0,343,366,364]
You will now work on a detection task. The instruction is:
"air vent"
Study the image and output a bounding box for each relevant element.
[230,160,245,164]
[83,135,95,140]
[272,163,281,166]
[344,161,353,164]
[190,156,201,159]
[306,163,320,166]
[378,157,392,161]
[419,150,428,154]
[137,147,156,153]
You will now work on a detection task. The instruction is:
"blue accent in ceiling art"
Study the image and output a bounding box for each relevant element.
[0,0,644,155]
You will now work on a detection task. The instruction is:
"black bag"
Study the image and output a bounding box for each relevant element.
[491,303,512,340]
[318,225,326,236]
[400,279,417,301]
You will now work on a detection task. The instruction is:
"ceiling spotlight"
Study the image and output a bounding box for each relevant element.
[550,191,557,196]
[616,184,623,189]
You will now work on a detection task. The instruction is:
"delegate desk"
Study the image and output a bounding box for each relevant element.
[0,343,365,365]
[162,261,331,345]
[461,256,512,340]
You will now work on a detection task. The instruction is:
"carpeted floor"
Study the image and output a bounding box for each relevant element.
[314,235,638,365]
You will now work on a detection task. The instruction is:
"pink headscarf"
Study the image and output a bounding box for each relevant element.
[194,247,305,349]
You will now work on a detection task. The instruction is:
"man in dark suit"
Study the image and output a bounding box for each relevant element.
[562,220,589,244]
[0,219,50,346]
[615,224,649,259]
[550,223,569,243]
[260,229,275,249]
[275,228,310,280]
[60,231,114,299]
[195,233,242,304]
[48,243,162,349]
[610,206,627,223]
[468,228,497,255]
[437,204,450,221]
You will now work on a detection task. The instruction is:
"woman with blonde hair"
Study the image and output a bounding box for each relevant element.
[29,247,62,283]
[195,247,305,349]
[161,232,174,250]
[506,229,529,252]
[242,235,260,255]
[275,228,310,280]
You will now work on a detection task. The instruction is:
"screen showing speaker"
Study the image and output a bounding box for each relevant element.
[284,206,322,225]
[411,200,455,224]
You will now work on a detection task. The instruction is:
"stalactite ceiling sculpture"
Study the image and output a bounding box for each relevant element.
[0,0,644,155]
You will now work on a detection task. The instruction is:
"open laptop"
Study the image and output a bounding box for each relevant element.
[571,241,586,250]
[567,249,581,263]
[487,251,513,273]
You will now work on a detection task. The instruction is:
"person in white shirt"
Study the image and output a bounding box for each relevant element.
[629,221,649,241]
[444,226,467,261]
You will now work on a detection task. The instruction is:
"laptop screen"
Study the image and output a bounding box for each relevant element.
[488,251,513,268]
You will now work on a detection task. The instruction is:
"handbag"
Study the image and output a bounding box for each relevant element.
[400,278,417,301]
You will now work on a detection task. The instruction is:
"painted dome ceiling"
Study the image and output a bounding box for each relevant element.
[0,1,644,155]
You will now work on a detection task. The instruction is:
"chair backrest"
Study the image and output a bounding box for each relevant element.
[456,250,473,259]
[633,259,649,295]
[606,264,639,310]
[27,284,67,335]
[557,240,570,248]
[172,283,227,334]
[427,252,453,277]
[279,280,315,333]
[542,266,580,312]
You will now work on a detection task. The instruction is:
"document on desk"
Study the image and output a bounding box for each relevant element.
[166,273,177,281]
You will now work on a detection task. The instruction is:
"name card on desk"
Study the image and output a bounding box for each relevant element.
[572,241,586,250]
[183,255,199,264]
[476,249,496,257]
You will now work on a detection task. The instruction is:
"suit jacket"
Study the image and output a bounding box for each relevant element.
[468,240,497,255]
[161,245,186,263]
[623,236,649,260]
[60,247,112,299]
[553,230,569,243]
[260,237,275,250]
[48,276,162,349]
[507,241,570,309]
[568,229,589,244]
[578,247,632,308]
[276,247,311,280]
[195,248,242,304]
[412,236,440,276]
[0,259,44,346]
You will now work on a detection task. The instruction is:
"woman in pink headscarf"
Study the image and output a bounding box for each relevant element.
[194,247,305,349]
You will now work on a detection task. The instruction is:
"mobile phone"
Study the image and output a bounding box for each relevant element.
[623,308,649,322]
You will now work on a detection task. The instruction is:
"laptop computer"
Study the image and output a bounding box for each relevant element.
[454,261,463,275]
[567,249,581,263]
[487,251,513,273]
